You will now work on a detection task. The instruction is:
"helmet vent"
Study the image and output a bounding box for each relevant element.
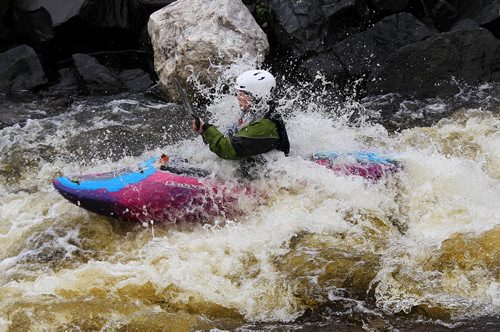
[235,70,276,99]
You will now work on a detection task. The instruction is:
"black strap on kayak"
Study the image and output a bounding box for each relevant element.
[160,164,210,177]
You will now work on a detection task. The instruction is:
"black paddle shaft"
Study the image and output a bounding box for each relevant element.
[172,77,201,129]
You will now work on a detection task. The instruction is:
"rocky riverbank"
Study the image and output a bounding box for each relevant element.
[1,0,499,125]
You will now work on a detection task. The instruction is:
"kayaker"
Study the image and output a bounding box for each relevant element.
[191,70,290,164]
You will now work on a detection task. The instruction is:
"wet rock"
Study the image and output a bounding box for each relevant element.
[299,52,347,81]
[300,13,430,81]
[79,0,137,30]
[148,0,268,99]
[450,18,480,32]
[334,12,431,77]
[367,28,500,97]
[242,0,257,13]
[265,0,324,57]
[0,44,47,94]
[72,53,125,94]
[266,0,370,57]
[460,0,500,38]
[12,1,54,45]
[137,0,176,9]
[369,0,410,15]
[33,0,86,26]
[0,0,8,18]
[117,68,153,92]
[80,0,176,31]
[430,0,459,31]
[41,67,80,96]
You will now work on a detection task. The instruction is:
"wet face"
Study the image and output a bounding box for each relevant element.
[237,91,251,112]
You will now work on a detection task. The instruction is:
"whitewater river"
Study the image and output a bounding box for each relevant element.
[0,80,499,331]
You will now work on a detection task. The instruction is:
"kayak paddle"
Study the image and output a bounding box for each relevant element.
[172,77,201,129]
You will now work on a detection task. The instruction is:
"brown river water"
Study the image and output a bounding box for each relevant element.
[0,81,499,331]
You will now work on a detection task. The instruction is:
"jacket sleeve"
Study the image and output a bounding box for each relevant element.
[202,125,241,160]
[202,119,280,160]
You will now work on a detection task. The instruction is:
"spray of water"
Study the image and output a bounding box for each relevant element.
[0,71,498,329]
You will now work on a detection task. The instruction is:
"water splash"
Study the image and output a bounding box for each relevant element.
[0,78,499,330]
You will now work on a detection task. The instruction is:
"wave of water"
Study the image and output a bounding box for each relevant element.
[0,80,499,330]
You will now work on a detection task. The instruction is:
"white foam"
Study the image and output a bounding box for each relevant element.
[0,88,499,324]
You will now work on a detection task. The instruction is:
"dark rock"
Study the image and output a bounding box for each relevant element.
[369,0,410,15]
[265,0,324,57]
[0,22,15,53]
[431,0,459,31]
[333,13,431,77]
[79,0,137,30]
[72,53,124,94]
[242,0,257,13]
[12,3,54,45]
[0,0,8,18]
[367,28,500,97]
[38,0,86,26]
[136,0,176,10]
[79,0,176,32]
[460,0,500,38]
[405,0,437,19]
[299,52,347,81]
[0,45,47,93]
[450,18,479,32]
[117,68,153,92]
[265,0,370,57]
[46,16,144,68]
[47,67,80,95]
[461,0,500,25]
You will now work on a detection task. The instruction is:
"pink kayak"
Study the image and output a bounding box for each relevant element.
[53,152,401,223]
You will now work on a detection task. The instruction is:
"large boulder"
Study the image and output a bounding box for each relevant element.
[300,13,431,81]
[366,28,500,97]
[334,12,431,76]
[450,18,480,32]
[12,1,54,44]
[72,53,125,94]
[80,0,176,31]
[369,0,410,15]
[148,0,268,99]
[0,45,47,94]
[430,0,460,31]
[117,68,153,92]
[265,0,369,57]
[300,52,347,82]
[31,0,86,26]
[460,0,500,37]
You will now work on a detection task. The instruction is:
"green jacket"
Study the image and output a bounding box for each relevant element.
[202,118,282,160]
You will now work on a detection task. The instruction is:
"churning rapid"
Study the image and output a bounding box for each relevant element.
[0,79,499,330]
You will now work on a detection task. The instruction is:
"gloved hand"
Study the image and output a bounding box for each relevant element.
[192,117,205,134]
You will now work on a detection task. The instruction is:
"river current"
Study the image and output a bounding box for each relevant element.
[0,79,499,331]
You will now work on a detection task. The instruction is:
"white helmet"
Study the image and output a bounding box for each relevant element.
[235,70,276,99]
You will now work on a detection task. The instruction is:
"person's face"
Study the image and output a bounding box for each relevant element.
[236,91,251,112]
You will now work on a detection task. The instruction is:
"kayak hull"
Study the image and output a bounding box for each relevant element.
[311,151,400,180]
[53,158,246,223]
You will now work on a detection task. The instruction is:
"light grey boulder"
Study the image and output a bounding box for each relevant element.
[148,0,269,99]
